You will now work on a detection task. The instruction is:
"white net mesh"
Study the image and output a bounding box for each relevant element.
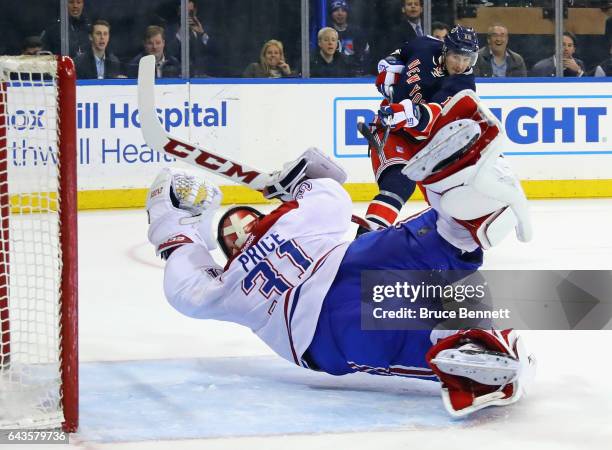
[0,55,64,429]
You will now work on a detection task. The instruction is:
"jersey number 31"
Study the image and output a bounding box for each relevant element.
[242,240,312,298]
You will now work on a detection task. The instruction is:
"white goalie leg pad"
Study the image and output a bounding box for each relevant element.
[264,147,347,201]
[420,134,531,250]
[401,119,482,182]
[147,167,223,256]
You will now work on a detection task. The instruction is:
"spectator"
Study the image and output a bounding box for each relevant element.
[431,21,450,41]
[74,20,123,79]
[165,0,217,77]
[242,40,295,78]
[390,0,424,44]
[593,40,612,77]
[371,0,423,65]
[473,24,527,77]
[128,26,180,78]
[310,27,353,77]
[329,0,369,75]
[21,36,44,56]
[41,0,91,57]
[531,31,585,77]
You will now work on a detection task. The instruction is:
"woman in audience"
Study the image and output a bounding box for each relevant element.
[243,39,295,78]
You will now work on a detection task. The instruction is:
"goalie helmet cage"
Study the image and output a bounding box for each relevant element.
[0,55,78,432]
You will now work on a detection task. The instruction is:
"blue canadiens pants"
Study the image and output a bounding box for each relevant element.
[305,209,483,378]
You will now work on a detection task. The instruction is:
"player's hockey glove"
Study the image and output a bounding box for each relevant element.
[378,99,420,131]
[264,148,347,202]
[147,167,222,259]
[375,57,404,100]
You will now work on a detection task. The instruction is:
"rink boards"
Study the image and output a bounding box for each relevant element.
[5,77,612,208]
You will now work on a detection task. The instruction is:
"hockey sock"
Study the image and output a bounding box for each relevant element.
[364,165,416,229]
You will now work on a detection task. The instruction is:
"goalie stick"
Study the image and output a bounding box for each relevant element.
[137,55,273,190]
[137,55,378,233]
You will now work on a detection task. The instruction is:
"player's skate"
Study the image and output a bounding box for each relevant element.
[147,167,222,258]
[263,147,347,201]
[427,329,536,417]
[401,90,532,251]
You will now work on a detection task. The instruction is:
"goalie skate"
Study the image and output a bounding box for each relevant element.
[430,342,521,386]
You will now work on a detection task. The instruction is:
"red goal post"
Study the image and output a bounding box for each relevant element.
[0,55,78,432]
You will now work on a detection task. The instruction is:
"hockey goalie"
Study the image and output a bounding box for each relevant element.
[144,90,536,418]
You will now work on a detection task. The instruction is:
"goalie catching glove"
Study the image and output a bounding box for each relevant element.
[147,167,222,259]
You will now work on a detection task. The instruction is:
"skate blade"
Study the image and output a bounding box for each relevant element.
[431,348,520,385]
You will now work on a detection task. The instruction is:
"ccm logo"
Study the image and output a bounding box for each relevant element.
[164,139,260,183]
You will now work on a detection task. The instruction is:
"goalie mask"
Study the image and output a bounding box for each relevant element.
[217,206,264,258]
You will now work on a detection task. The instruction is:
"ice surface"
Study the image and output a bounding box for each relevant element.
[67,199,612,449]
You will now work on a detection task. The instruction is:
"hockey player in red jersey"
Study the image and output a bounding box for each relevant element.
[359,25,480,235]
[146,96,535,417]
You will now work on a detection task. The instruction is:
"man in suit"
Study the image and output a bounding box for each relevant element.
[371,0,423,64]
[74,20,123,79]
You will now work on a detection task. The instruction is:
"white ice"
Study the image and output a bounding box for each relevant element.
[63,199,612,449]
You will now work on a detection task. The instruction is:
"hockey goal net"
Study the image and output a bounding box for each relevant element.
[0,55,78,431]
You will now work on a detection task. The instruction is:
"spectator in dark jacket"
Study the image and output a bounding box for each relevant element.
[531,31,585,77]
[42,0,91,57]
[329,0,369,75]
[74,20,124,79]
[164,0,217,77]
[128,26,180,78]
[310,27,353,78]
[473,24,527,77]
[593,39,612,77]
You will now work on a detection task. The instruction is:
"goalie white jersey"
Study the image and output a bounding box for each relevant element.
[163,178,353,364]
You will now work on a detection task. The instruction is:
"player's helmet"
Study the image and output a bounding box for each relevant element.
[444,26,479,67]
[217,206,264,258]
